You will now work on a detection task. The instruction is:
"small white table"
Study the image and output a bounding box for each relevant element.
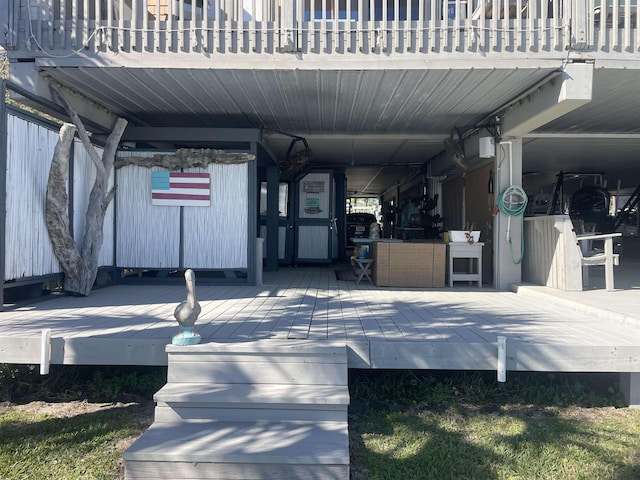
[447,242,484,288]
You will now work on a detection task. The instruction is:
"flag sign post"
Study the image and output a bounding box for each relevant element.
[151,171,211,207]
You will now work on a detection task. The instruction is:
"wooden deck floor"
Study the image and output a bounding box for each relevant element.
[1,266,639,373]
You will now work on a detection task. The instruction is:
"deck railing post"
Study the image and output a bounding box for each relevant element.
[5,0,640,54]
[2,0,16,48]
[571,0,590,49]
[279,0,295,51]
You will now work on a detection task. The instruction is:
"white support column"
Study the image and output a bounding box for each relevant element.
[490,62,593,291]
[493,138,523,290]
[620,373,640,409]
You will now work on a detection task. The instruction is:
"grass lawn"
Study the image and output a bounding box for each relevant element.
[350,370,640,480]
[0,400,153,480]
[1,366,640,479]
[351,402,640,479]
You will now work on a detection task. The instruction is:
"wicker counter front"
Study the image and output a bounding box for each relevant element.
[372,241,446,288]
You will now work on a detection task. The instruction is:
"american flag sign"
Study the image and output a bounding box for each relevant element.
[151,171,211,207]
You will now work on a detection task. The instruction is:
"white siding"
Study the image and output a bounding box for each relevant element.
[4,115,61,280]
[114,153,248,270]
[116,162,181,268]
[183,163,248,269]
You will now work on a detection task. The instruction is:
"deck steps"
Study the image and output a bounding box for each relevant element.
[154,383,349,422]
[124,341,350,480]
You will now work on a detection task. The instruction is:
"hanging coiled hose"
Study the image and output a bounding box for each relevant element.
[496,185,529,264]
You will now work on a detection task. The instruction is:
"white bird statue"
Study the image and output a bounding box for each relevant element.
[172,269,202,345]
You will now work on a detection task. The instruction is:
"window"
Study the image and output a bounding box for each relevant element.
[260,182,289,218]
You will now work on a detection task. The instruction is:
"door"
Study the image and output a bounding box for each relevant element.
[259,181,294,265]
[295,172,335,263]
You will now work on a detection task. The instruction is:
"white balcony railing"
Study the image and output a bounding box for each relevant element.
[5,0,638,55]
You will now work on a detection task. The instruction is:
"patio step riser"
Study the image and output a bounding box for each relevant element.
[153,382,350,404]
[152,380,349,423]
[125,460,349,480]
[154,404,348,423]
[165,343,348,385]
[166,354,347,385]
[166,352,347,363]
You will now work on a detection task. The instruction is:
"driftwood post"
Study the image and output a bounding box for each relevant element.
[45,86,128,296]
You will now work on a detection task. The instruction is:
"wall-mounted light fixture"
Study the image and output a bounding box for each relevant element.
[479,134,495,158]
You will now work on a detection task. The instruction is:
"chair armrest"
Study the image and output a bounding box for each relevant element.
[576,232,622,242]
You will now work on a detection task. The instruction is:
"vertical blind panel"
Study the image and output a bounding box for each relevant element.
[183,163,248,269]
[72,141,115,267]
[5,115,61,279]
[116,162,181,268]
[297,225,330,260]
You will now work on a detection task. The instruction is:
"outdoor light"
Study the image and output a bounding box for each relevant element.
[479,134,495,158]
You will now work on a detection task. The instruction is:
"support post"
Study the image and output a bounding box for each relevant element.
[493,138,523,290]
[247,143,258,285]
[40,329,52,375]
[255,237,264,285]
[265,165,279,271]
[334,169,347,258]
[620,373,640,409]
[497,336,507,382]
[0,80,7,310]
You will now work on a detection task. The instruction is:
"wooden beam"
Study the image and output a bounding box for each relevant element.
[121,127,262,143]
[501,63,593,138]
[511,344,640,372]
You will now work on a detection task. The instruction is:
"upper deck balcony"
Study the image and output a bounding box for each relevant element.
[1,0,637,61]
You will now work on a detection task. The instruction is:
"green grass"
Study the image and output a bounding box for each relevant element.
[2,366,640,479]
[349,370,640,480]
[0,364,163,480]
[351,404,640,479]
[0,402,152,480]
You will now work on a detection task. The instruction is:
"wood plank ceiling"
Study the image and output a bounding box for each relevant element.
[43,65,640,195]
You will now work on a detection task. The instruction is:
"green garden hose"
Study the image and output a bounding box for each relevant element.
[496,185,529,264]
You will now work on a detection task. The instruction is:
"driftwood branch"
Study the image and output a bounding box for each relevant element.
[45,124,85,279]
[103,186,117,214]
[50,83,106,179]
[45,96,128,295]
[102,118,129,173]
[115,148,255,169]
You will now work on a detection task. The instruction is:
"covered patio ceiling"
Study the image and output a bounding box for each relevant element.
[40,63,640,196]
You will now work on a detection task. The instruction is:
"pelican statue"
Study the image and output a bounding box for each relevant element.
[172,269,202,345]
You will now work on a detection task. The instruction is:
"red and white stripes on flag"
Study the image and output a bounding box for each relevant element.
[151,171,211,207]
